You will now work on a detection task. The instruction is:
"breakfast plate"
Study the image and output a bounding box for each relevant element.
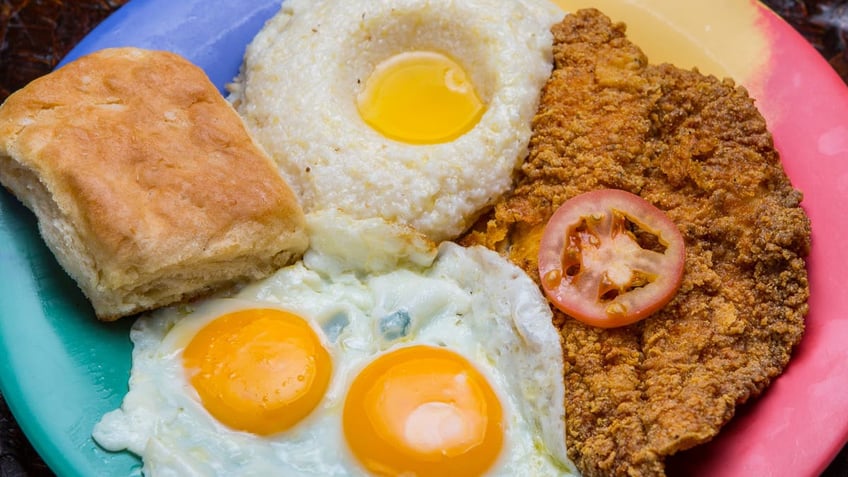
[0,0,846,476]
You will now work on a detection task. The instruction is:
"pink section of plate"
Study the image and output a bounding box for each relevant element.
[672,2,848,476]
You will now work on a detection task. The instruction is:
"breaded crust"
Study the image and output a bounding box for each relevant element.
[461,9,811,476]
[0,47,309,320]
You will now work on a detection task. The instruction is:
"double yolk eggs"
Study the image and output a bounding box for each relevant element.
[93,213,576,476]
[182,307,502,476]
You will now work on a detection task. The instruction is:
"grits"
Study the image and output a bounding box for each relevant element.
[229,0,563,242]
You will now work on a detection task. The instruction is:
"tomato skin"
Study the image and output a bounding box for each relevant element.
[538,189,685,328]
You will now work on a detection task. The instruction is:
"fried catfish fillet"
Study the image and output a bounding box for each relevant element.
[460,9,811,477]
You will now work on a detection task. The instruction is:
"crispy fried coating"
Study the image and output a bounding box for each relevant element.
[460,9,811,477]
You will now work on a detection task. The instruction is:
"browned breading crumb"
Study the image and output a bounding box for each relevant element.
[461,9,811,477]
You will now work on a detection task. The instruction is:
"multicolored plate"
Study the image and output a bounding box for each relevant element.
[0,1,845,476]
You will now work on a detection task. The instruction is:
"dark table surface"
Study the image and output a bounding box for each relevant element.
[1,1,847,476]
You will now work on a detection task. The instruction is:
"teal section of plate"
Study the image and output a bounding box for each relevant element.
[0,1,281,475]
[0,192,140,476]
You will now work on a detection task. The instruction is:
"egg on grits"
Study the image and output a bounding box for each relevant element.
[228,0,564,242]
[93,211,578,476]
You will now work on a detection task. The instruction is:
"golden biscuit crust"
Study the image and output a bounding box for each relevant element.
[0,47,308,320]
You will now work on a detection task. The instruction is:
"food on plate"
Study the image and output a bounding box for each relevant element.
[0,47,308,321]
[228,0,564,242]
[461,9,811,476]
[93,211,579,476]
[538,189,686,329]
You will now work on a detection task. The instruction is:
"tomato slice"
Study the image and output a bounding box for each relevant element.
[538,189,685,328]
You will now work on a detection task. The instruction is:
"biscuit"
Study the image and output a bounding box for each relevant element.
[0,47,308,320]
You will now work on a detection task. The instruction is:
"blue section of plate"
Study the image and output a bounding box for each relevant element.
[59,0,282,93]
[0,1,280,476]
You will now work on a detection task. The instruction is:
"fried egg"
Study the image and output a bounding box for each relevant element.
[93,211,578,476]
[228,0,563,241]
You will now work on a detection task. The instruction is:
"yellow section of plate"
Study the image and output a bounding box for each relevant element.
[551,0,769,89]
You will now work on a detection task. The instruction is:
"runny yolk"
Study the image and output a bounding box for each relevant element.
[343,345,503,476]
[357,51,484,144]
[182,308,331,436]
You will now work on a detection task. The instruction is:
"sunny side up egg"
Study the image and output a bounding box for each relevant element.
[228,0,564,242]
[93,211,579,476]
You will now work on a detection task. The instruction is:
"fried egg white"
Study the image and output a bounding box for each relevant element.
[93,211,578,476]
[228,0,563,242]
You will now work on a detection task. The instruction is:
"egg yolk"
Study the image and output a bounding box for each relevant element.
[343,345,503,476]
[357,51,484,144]
[182,308,331,436]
